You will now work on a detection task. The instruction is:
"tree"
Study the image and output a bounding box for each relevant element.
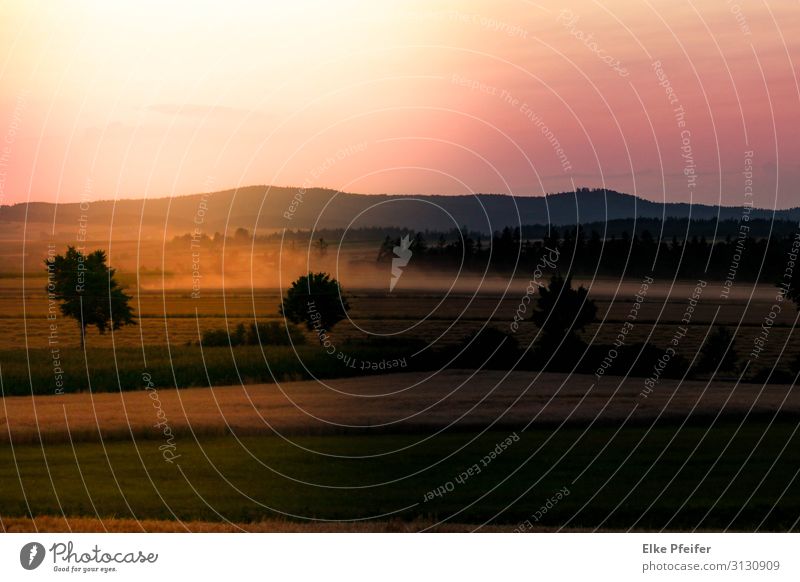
[280,272,349,337]
[696,326,738,374]
[412,232,427,254]
[315,237,329,256]
[787,277,799,307]
[376,236,394,262]
[46,246,135,348]
[531,274,596,350]
[234,227,250,242]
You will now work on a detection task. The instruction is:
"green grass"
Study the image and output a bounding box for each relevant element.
[0,343,429,396]
[2,421,798,530]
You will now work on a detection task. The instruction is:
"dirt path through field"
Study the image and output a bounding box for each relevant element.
[1,370,795,443]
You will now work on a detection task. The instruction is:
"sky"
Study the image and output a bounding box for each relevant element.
[0,0,798,208]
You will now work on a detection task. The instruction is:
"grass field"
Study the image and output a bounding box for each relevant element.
[0,344,416,396]
[0,275,797,532]
[2,370,798,443]
[1,422,798,531]
[0,515,516,533]
[0,278,797,397]
[3,279,796,352]
[1,370,798,531]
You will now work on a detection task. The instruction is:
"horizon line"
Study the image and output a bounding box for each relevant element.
[3,185,799,213]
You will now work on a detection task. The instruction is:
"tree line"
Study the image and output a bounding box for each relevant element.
[377,225,800,282]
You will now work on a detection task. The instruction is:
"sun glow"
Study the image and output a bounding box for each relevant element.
[0,0,798,208]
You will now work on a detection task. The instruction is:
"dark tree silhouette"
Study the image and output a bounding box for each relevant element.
[46,246,135,348]
[280,272,349,336]
[376,236,394,262]
[787,277,799,307]
[696,326,738,374]
[315,237,329,256]
[531,275,596,350]
[454,327,519,369]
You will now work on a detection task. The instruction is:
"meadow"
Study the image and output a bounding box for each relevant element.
[0,277,797,397]
[1,421,797,531]
[1,368,798,531]
[0,270,797,532]
[2,370,797,444]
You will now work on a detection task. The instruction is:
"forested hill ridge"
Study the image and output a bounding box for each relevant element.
[2,186,798,237]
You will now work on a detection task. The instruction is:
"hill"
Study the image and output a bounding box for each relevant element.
[1,186,798,238]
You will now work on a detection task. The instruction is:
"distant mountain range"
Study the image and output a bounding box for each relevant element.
[2,186,798,237]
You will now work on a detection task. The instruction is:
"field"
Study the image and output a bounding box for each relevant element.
[2,370,798,443]
[2,415,799,531]
[1,370,799,531]
[1,277,797,397]
[5,277,797,350]
[1,275,798,532]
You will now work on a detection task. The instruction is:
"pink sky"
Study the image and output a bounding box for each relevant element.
[0,0,798,208]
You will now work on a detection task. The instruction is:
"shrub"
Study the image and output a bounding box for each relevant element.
[584,342,691,380]
[531,274,596,352]
[452,327,520,369]
[749,367,795,385]
[247,321,306,346]
[695,326,738,374]
[201,321,306,347]
[200,328,236,347]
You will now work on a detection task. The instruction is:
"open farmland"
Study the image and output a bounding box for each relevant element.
[1,277,797,369]
[1,275,798,532]
[1,370,798,443]
[0,419,797,531]
[1,370,799,531]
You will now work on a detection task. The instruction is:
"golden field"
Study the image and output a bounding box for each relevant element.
[1,369,796,445]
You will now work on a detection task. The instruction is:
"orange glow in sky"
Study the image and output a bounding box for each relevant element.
[0,0,798,208]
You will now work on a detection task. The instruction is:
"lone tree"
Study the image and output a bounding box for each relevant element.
[46,247,136,348]
[280,272,349,337]
[696,326,738,374]
[531,274,596,351]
